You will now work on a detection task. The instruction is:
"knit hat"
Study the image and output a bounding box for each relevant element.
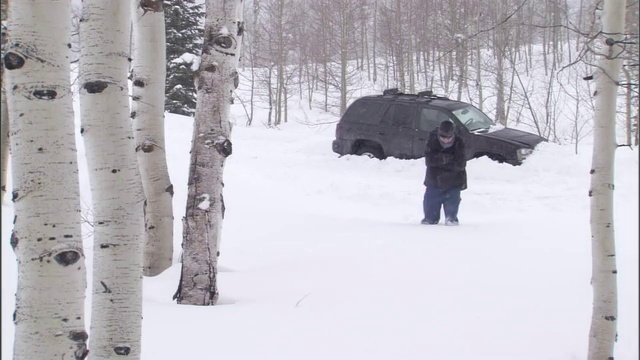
[438,120,455,138]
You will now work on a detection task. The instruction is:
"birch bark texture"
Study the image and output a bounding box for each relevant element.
[130,0,174,277]
[588,1,626,359]
[1,0,9,202]
[174,0,244,306]
[4,1,89,359]
[1,67,8,202]
[79,1,145,358]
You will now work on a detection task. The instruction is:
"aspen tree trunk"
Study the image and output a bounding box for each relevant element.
[622,66,632,145]
[372,0,377,83]
[340,25,348,116]
[1,0,8,202]
[588,1,626,359]
[79,1,145,358]
[396,5,406,92]
[131,0,174,277]
[275,0,284,125]
[493,2,507,126]
[284,82,288,123]
[408,37,415,94]
[174,0,244,306]
[475,13,484,111]
[4,1,89,359]
[1,74,8,202]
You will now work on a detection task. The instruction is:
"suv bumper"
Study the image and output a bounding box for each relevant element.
[332,139,352,155]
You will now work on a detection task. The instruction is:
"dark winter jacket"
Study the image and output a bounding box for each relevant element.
[423,129,467,190]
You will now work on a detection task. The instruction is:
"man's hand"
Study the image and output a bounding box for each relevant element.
[426,152,454,166]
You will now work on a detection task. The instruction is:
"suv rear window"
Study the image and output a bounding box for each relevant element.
[418,108,449,132]
[342,100,385,124]
[390,104,416,128]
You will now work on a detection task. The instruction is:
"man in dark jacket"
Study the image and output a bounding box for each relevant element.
[421,120,467,226]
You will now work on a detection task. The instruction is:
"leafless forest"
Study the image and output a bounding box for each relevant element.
[237,0,638,146]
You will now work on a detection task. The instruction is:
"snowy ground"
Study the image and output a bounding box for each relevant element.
[2,105,638,359]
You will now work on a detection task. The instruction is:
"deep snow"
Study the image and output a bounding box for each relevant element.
[1,95,639,360]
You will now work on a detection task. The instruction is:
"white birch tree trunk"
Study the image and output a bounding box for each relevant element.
[588,1,626,359]
[4,1,89,359]
[131,0,174,277]
[1,77,8,202]
[79,1,145,358]
[1,0,9,202]
[174,0,244,306]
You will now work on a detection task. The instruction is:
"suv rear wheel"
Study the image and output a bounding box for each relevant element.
[355,145,384,160]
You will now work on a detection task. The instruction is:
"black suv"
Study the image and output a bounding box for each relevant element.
[332,89,546,165]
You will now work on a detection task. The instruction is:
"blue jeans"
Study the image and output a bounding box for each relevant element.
[423,186,462,224]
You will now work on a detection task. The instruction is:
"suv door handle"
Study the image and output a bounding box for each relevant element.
[377,132,385,135]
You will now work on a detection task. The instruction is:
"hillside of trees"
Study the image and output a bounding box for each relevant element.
[166,0,638,146]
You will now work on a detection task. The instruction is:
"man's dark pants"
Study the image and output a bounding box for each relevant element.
[422,186,462,224]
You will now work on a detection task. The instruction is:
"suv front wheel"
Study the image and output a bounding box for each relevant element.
[355,145,385,160]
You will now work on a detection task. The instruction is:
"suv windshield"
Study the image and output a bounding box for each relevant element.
[452,105,494,132]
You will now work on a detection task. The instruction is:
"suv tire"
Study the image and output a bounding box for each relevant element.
[356,146,384,160]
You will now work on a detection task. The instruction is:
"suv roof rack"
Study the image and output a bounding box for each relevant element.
[383,88,402,96]
[417,90,449,101]
[381,88,449,100]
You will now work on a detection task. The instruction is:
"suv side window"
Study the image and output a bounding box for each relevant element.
[418,108,449,132]
[390,104,416,128]
[341,100,385,124]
